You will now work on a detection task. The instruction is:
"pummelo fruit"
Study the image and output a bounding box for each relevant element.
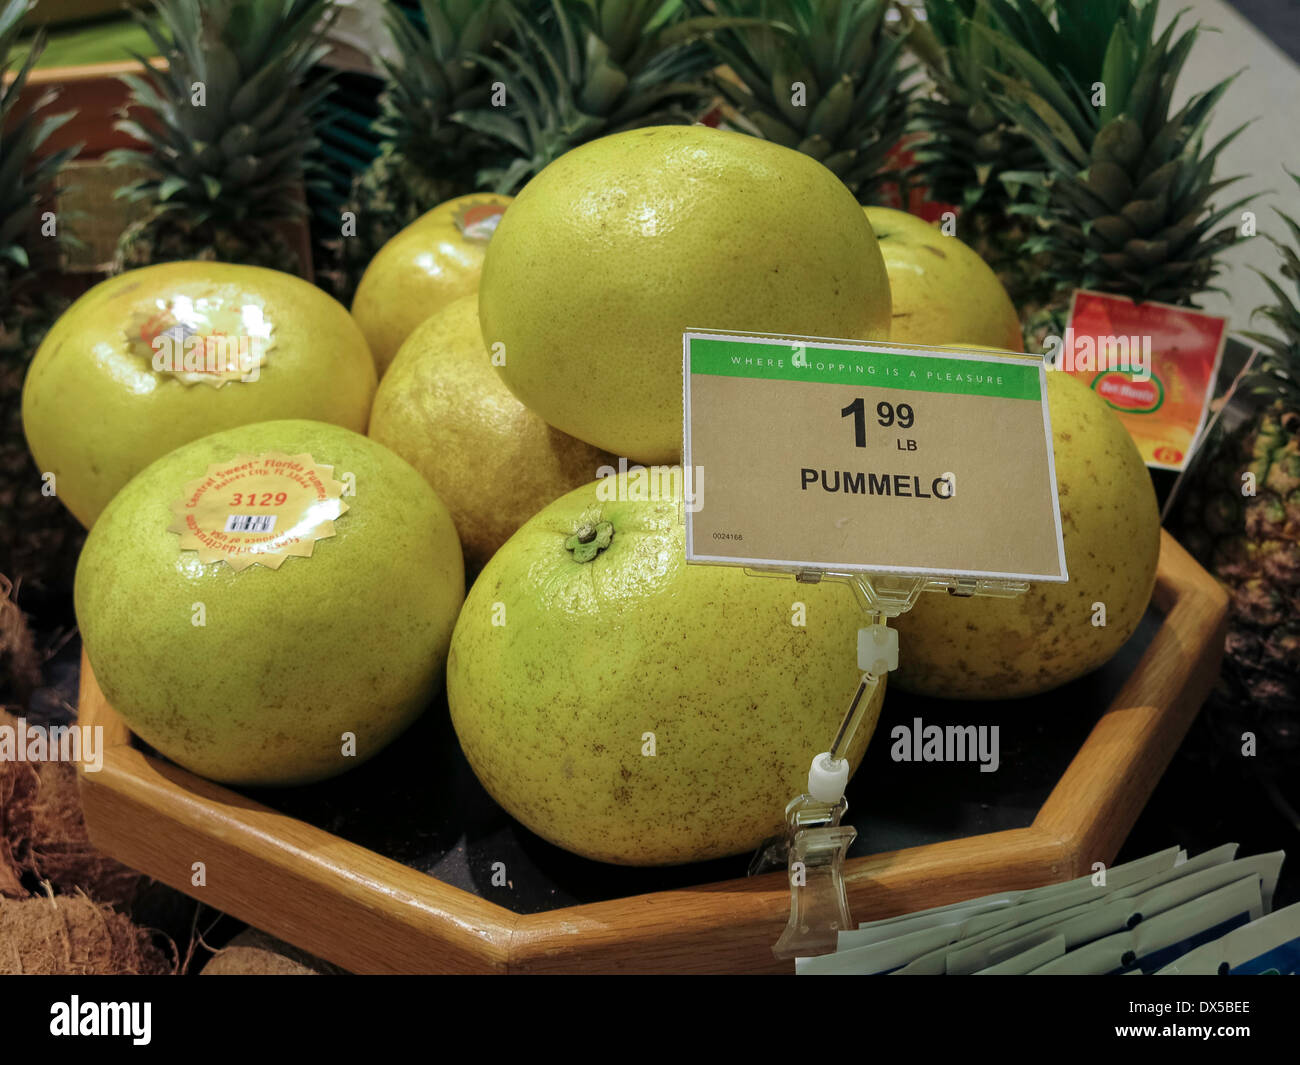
[866,207,1023,352]
[368,293,615,567]
[479,125,892,464]
[23,262,376,528]
[447,472,886,865]
[351,193,512,376]
[893,372,1160,698]
[75,419,464,787]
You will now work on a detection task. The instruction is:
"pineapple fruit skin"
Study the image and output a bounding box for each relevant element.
[1175,404,1300,742]
[1168,173,1300,768]
[113,216,300,275]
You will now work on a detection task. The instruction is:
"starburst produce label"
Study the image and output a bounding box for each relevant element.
[683,331,1068,582]
[452,200,508,243]
[1059,290,1228,471]
[127,292,275,387]
[168,452,348,572]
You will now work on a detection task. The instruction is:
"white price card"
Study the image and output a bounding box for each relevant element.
[682,331,1068,582]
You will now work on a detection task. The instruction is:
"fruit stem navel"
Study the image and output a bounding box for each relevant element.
[565,520,614,563]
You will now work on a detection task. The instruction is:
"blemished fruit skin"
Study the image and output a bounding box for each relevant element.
[369,293,615,567]
[75,420,465,787]
[865,207,1024,352]
[893,372,1160,698]
[23,262,376,528]
[479,125,892,464]
[351,193,512,377]
[447,473,886,865]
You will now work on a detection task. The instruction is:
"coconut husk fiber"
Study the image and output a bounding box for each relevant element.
[201,928,343,975]
[0,710,144,906]
[0,892,174,975]
[0,751,36,896]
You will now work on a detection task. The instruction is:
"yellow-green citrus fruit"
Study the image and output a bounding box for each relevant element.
[352,193,512,377]
[893,372,1159,698]
[447,472,886,865]
[480,125,892,464]
[866,206,1023,352]
[369,293,615,567]
[23,262,375,528]
[75,419,464,787]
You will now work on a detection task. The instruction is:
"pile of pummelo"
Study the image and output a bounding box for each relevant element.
[28,126,1158,865]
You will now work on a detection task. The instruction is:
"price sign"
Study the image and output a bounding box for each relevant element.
[683,331,1068,582]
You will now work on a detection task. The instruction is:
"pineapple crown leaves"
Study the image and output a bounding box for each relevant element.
[973,0,1254,304]
[1241,170,1300,398]
[902,0,1050,214]
[105,0,338,230]
[905,0,1009,106]
[373,0,518,167]
[0,0,79,285]
[687,0,914,201]
[452,0,727,194]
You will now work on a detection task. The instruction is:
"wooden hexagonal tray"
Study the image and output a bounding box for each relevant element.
[76,530,1226,974]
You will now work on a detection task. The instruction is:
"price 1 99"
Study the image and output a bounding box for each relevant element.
[840,398,915,448]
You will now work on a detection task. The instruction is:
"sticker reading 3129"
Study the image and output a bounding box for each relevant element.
[169,452,348,572]
[682,331,1068,582]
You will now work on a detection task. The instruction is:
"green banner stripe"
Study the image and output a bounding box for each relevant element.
[689,338,1042,400]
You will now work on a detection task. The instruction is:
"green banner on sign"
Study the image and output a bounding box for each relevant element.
[689,337,1042,401]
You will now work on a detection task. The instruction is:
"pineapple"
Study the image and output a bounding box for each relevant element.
[107,0,338,275]
[1172,179,1300,766]
[325,0,518,303]
[451,0,725,195]
[901,0,1049,306]
[0,0,81,694]
[685,0,914,204]
[972,0,1251,349]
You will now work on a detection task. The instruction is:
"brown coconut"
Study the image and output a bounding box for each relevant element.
[201,928,343,975]
[0,892,174,975]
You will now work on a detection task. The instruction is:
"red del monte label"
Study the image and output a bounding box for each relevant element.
[1061,290,1227,471]
[1093,371,1164,413]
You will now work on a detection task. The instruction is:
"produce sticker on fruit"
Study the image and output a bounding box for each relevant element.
[127,290,276,387]
[167,452,349,571]
[1058,290,1228,471]
[683,331,1068,581]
